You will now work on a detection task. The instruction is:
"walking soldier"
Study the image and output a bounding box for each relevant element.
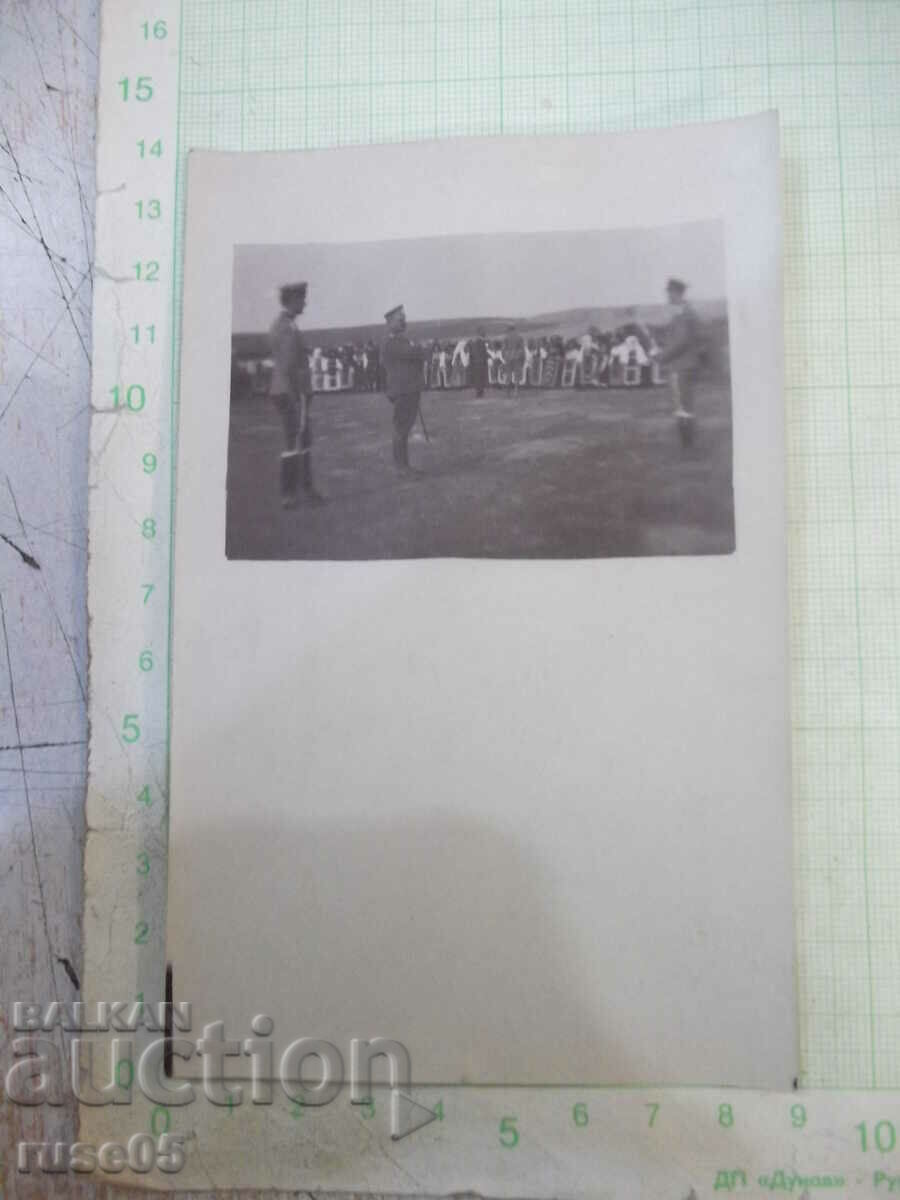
[654,277,703,447]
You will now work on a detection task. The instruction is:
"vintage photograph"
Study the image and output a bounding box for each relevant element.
[172,123,788,1097]
[226,221,733,560]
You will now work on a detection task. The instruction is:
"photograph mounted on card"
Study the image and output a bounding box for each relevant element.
[168,114,794,1087]
[227,222,732,560]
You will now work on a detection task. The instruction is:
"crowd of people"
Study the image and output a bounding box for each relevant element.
[289,323,667,394]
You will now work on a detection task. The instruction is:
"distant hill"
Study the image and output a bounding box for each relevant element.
[232,299,728,359]
[527,299,727,335]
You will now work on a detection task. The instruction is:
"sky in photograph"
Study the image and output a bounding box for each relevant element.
[231,220,726,333]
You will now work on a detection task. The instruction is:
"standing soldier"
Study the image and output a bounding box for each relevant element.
[468,326,489,397]
[382,304,425,476]
[654,277,702,447]
[269,281,324,507]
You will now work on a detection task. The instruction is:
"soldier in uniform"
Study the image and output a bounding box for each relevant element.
[654,277,703,447]
[382,304,426,476]
[269,281,324,507]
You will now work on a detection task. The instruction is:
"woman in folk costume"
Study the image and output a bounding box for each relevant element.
[578,327,600,387]
[501,323,526,395]
[309,345,324,393]
[536,337,550,386]
[522,338,538,387]
[546,334,565,387]
[436,342,451,389]
[451,337,469,388]
[324,346,339,390]
[342,344,359,390]
[428,340,442,389]
[487,338,504,386]
[562,337,582,387]
[594,333,611,388]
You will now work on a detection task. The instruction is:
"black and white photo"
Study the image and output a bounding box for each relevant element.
[226,221,733,560]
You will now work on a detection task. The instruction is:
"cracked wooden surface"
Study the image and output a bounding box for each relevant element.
[1,2,94,1196]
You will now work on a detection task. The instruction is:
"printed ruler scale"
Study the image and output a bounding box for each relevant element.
[86,0,181,1151]
[80,0,900,1193]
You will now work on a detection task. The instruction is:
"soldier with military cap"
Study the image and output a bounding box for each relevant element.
[654,277,703,447]
[269,281,324,506]
[382,304,425,476]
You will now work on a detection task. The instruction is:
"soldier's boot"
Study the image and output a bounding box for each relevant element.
[676,414,696,448]
[280,451,300,508]
[395,434,423,478]
[300,448,326,505]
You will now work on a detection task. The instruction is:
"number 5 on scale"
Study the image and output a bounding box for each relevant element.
[499,1116,518,1148]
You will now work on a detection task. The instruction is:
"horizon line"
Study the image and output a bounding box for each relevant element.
[232,295,727,338]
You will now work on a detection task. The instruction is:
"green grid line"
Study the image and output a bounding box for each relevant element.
[830,0,875,1089]
[166,0,900,1091]
[165,0,186,826]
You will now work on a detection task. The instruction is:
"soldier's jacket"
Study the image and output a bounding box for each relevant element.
[658,302,702,371]
[269,310,311,399]
[382,332,425,395]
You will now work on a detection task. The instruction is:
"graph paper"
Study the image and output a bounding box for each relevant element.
[160,0,900,1090]
[79,0,900,1191]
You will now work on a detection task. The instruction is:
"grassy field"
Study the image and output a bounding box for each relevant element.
[224,382,734,560]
